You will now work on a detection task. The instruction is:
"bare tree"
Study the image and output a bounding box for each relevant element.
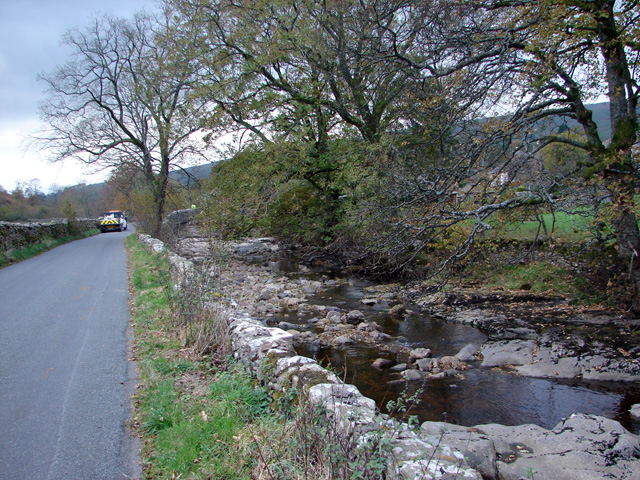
[37,10,209,235]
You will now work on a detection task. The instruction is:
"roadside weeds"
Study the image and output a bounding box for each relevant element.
[125,234,394,479]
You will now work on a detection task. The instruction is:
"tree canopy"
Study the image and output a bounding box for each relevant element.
[37,11,209,234]
[35,0,640,308]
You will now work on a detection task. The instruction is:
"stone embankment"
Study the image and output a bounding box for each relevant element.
[138,228,640,480]
[0,219,97,251]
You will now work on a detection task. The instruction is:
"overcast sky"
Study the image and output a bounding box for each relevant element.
[0,0,156,193]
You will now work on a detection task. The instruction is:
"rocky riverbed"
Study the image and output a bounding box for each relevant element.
[192,235,640,386]
[164,213,640,479]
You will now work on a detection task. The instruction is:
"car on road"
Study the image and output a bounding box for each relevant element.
[99,210,128,232]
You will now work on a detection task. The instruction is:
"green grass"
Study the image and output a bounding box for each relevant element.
[483,261,576,294]
[491,210,595,242]
[126,235,272,479]
[0,229,100,267]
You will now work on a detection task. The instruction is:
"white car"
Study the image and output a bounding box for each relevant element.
[99,210,128,232]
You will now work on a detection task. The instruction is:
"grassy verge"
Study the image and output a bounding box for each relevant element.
[0,229,100,267]
[126,234,393,479]
[126,234,269,479]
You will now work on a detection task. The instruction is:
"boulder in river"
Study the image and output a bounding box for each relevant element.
[372,358,394,369]
[409,347,432,361]
[346,309,366,324]
[332,335,355,346]
[402,369,425,382]
[422,413,640,480]
[389,303,407,317]
[455,343,480,361]
[481,339,536,367]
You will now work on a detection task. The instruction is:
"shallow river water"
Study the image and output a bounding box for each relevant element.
[282,278,640,433]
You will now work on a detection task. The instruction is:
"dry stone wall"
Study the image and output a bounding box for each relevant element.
[0,219,98,251]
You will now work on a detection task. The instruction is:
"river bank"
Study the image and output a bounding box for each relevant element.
[165,215,640,479]
[174,227,640,406]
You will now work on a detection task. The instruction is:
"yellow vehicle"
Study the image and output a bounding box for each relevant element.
[99,210,128,232]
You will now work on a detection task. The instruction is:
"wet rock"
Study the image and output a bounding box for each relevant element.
[511,342,640,382]
[324,310,343,323]
[356,321,382,332]
[346,310,365,324]
[581,357,640,382]
[515,353,582,379]
[278,321,310,331]
[631,404,640,418]
[448,308,508,327]
[324,324,354,332]
[332,335,355,346]
[501,327,538,340]
[416,358,433,372]
[485,414,639,480]
[429,369,459,379]
[402,369,425,382]
[409,348,432,362]
[481,340,536,367]
[389,304,406,317]
[300,279,322,291]
[372,358,394,369]
[440,355,464,370]
[372,301,391,311]
[390,363,408,372]
[455,343,480,361]
[369,330,391,342]
[285,297,304,307]
[422,413,640,480]
[414,292,446,307]
[294,331,317,343]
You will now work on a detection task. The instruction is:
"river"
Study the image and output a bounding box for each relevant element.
[279,276,640,433]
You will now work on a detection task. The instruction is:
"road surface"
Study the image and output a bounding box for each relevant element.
[0,229,140,480]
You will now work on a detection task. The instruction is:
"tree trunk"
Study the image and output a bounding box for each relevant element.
[614,209,640,311]
[152,173,168,238]
[606,172,640,312]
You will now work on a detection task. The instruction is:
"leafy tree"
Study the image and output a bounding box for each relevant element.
[483,1,640,309]
[369,0,640,306]
[36,11,209,236]
[174,0,543,275]
[170,0,447,145]
[61,200,79,235]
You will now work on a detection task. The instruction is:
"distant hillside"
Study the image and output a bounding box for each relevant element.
[542,101,612,142]
[169,162,217,185]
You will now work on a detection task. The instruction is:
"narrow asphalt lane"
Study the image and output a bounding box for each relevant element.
[0,229,140,480]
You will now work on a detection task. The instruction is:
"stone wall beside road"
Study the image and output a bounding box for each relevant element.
[0,219,98,252]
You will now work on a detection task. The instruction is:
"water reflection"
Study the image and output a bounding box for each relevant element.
[287,283,640,433]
